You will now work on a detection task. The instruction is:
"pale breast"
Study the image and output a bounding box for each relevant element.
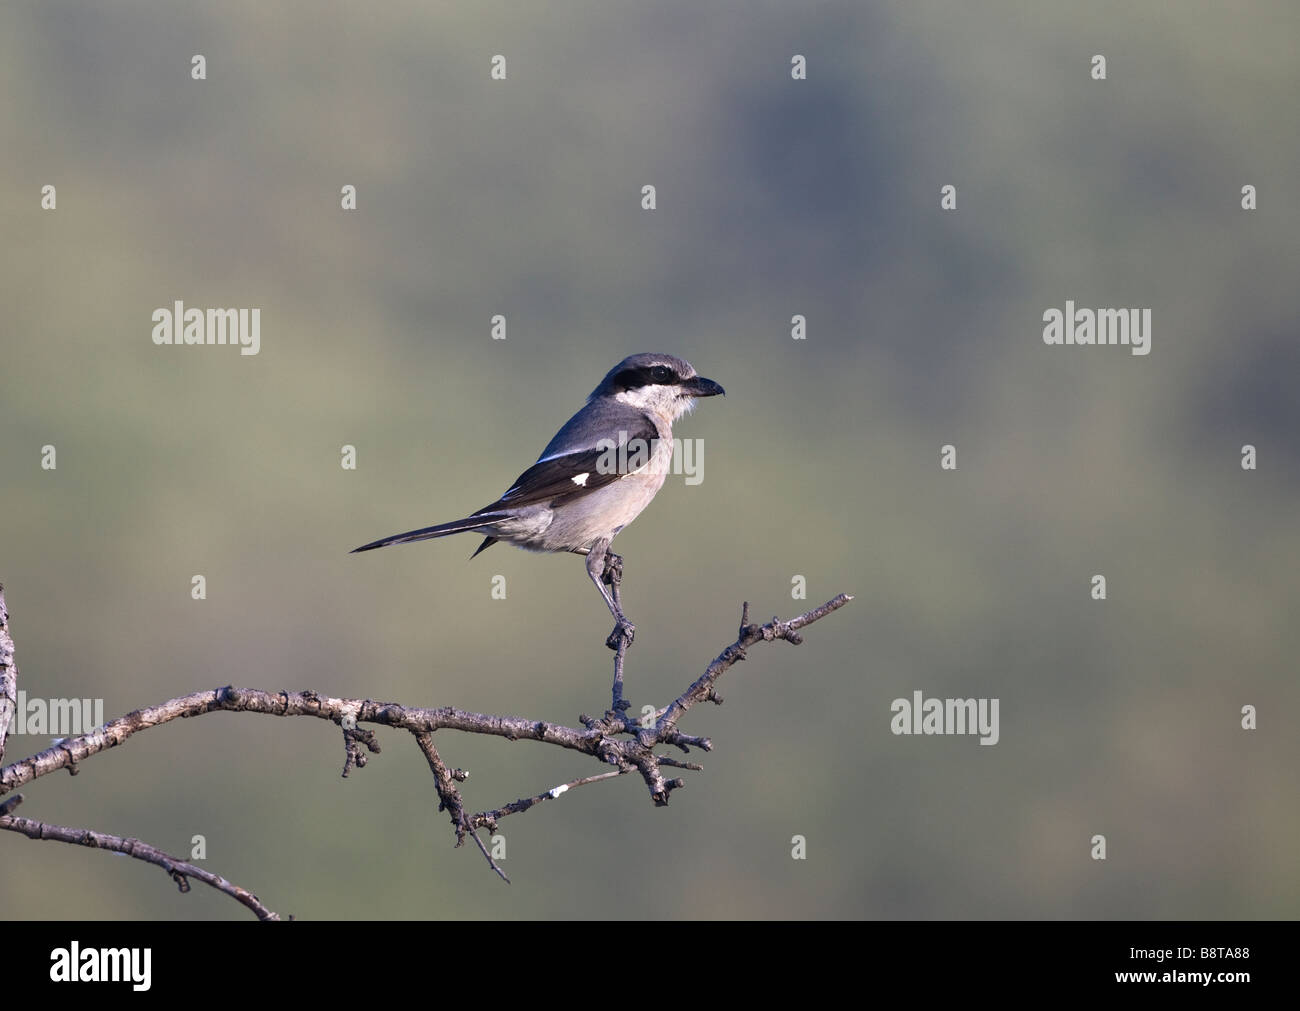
[530,433,674,550]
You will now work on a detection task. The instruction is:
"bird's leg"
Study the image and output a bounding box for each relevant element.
[601,550,633,711]
[585,539,634,651]
[602,551,624,609]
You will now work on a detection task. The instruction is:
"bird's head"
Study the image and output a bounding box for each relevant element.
[589,353,725,421]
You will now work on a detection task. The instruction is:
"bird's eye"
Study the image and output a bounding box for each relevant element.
[650,366,673,384]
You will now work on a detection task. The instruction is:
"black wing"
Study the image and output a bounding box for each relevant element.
[472,415,659,515]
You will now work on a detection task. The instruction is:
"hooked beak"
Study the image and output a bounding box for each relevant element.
[683,376,725,397]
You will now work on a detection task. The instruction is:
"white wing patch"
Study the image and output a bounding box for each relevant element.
[571,472,589,486]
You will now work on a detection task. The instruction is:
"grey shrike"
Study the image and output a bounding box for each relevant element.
[352,353,724,648]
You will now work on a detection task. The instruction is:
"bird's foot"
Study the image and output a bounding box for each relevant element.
[605,617,635,650]
[601,552,624,588]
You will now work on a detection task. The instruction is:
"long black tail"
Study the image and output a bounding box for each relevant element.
[351,514,504,553]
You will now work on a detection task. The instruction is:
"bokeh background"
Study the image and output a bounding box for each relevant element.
[2,1,1296,919]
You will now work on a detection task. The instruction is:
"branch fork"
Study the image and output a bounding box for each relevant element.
[0,579,852,916]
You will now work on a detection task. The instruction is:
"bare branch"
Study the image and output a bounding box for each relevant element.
[412,730,509,883]
[652,594,854,743]
[611,631,630,713]
[660,729,712,752]
[0,583,853,901]
[0,585,18,766]
[0,794,281,920]
[1,688,604,797]
[469,769,626,832]
[341,718,381,777]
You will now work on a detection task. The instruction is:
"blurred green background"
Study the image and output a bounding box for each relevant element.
[2,0,1296,919]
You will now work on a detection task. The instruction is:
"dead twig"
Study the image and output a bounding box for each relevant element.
[0,794,281,920]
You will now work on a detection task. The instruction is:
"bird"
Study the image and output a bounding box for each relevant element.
[352,353,725,648]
